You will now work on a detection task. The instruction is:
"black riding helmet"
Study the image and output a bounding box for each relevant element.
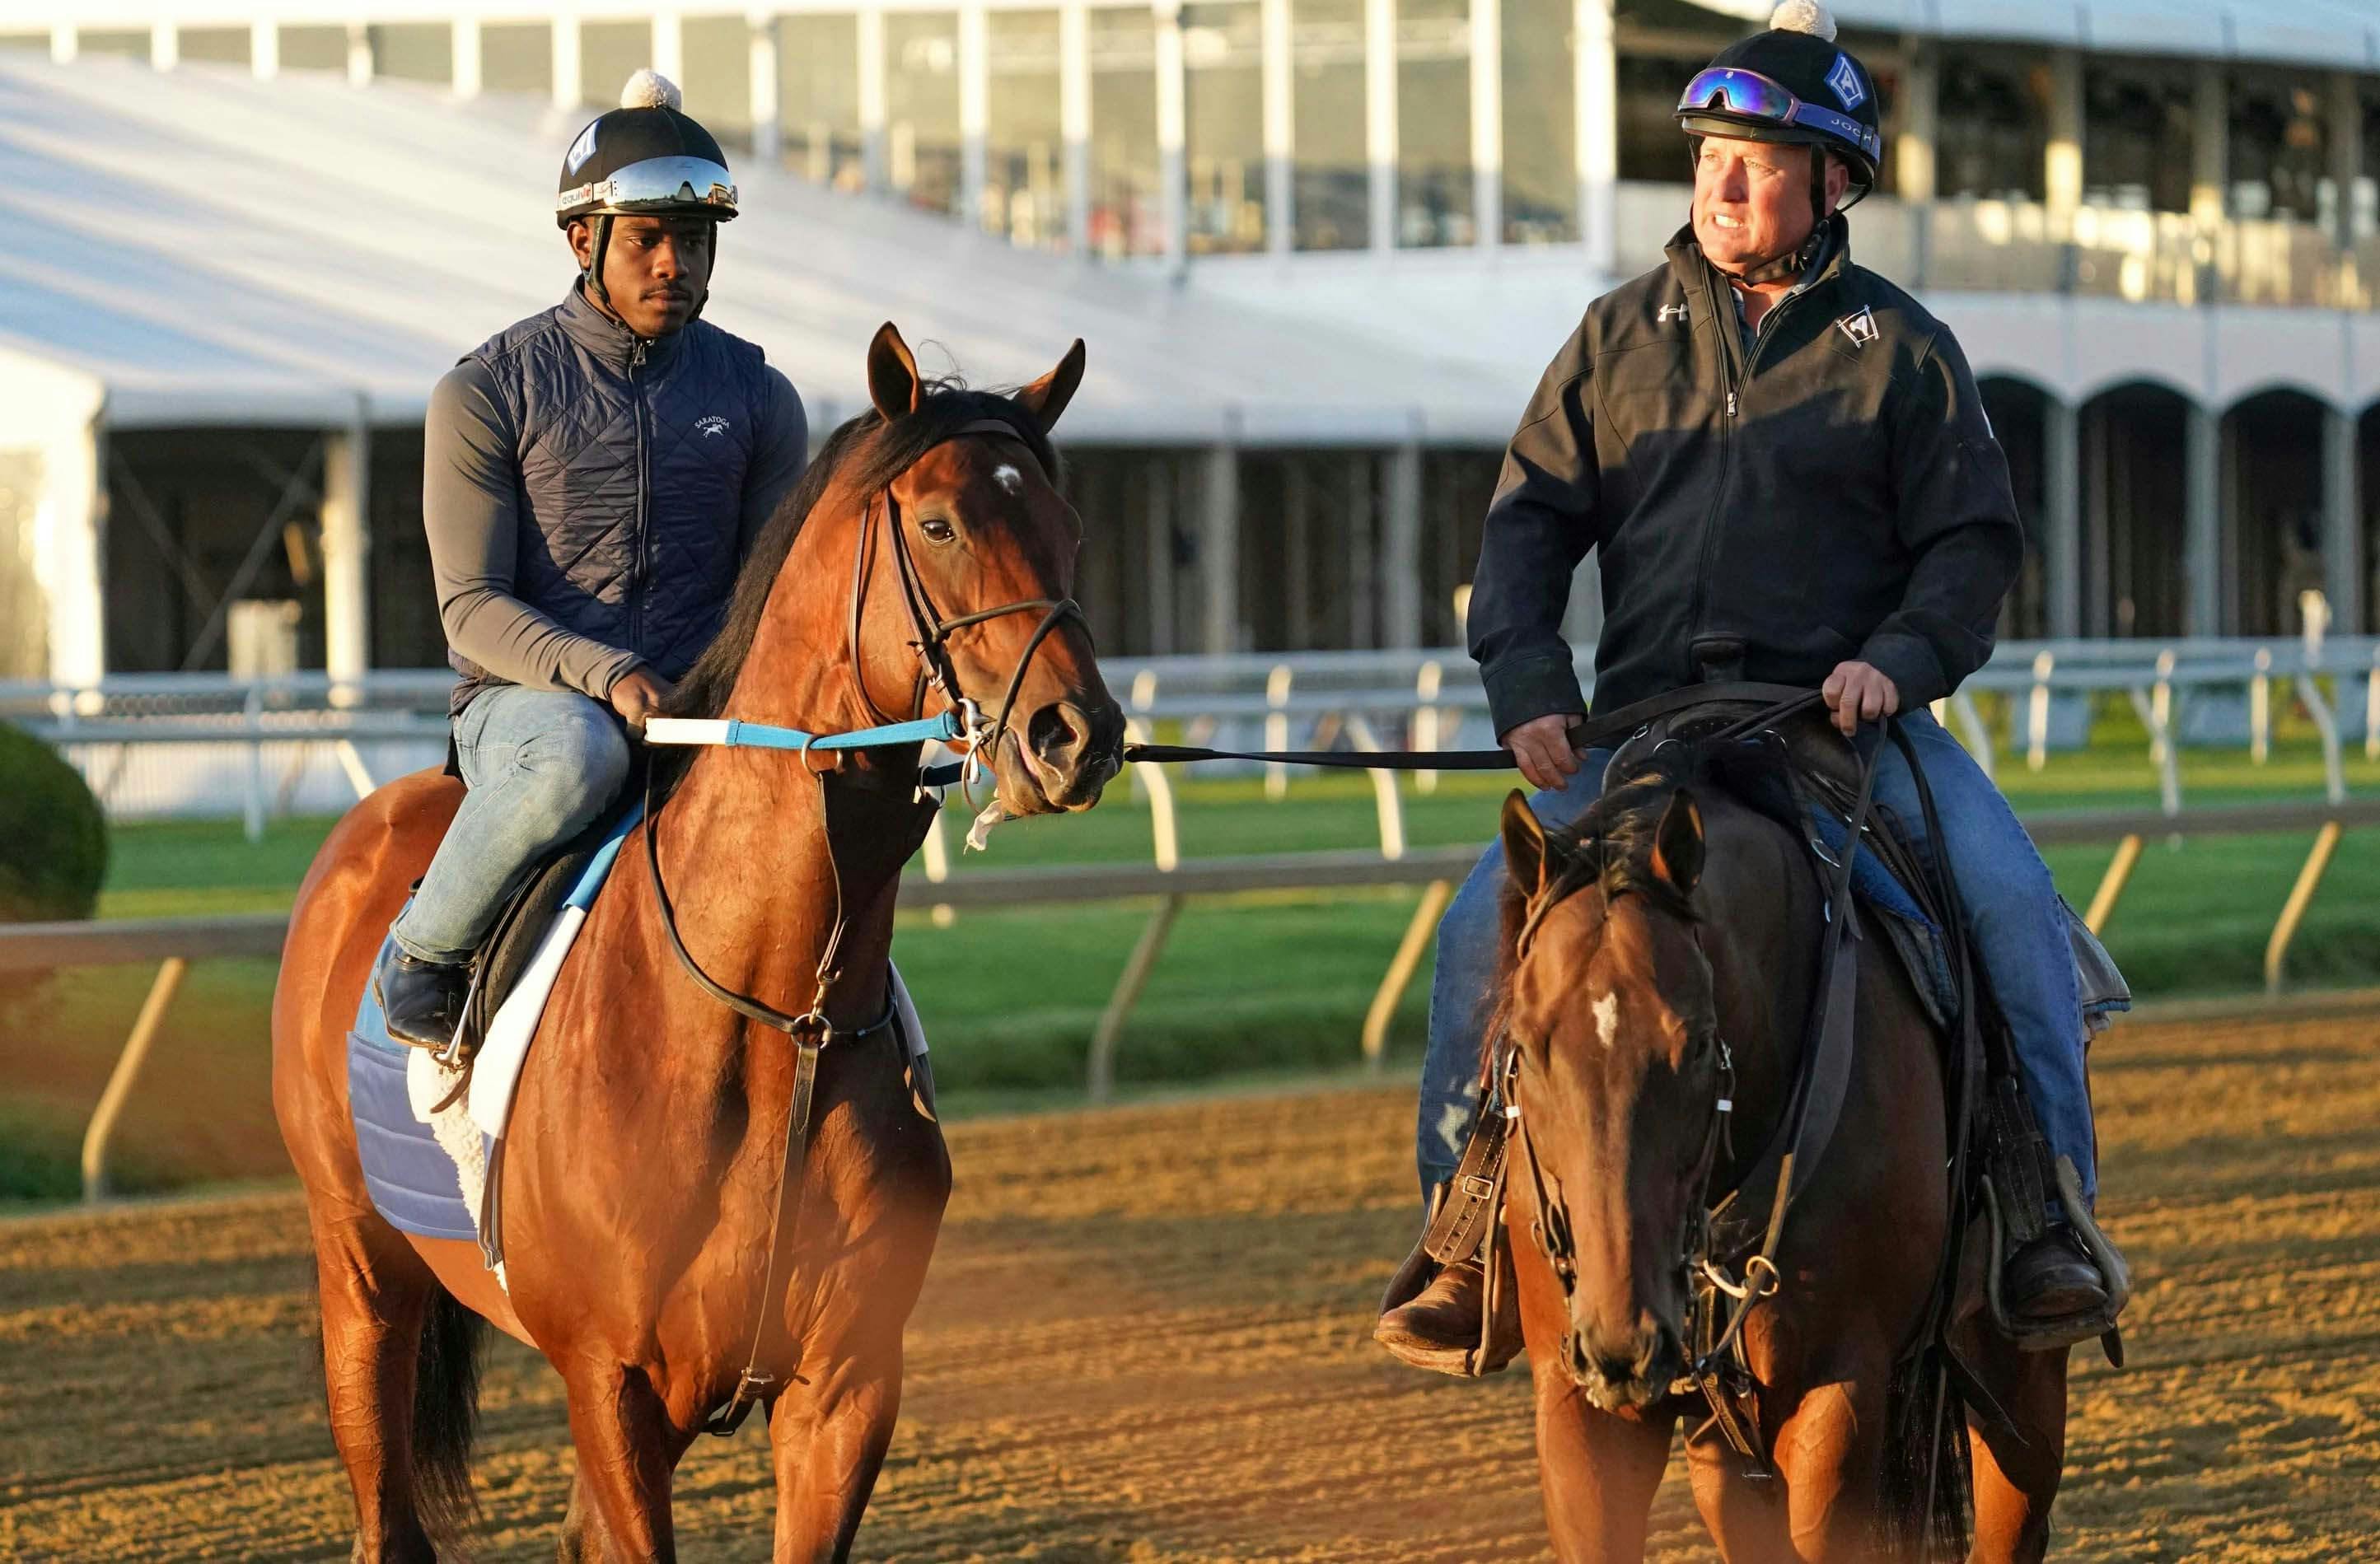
[556,71,738,318]
[1674,1,1882,281]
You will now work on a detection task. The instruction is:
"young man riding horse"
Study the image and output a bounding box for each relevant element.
[1377,2,2124,1370]
[373,70,808,1047]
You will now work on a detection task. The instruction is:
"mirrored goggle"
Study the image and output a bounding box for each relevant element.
[558,156,739,219]
[1675,68,1880,164]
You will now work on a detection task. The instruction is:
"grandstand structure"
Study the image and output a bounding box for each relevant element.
[2,0,2378,686]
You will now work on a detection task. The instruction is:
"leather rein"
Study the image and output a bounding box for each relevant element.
[637,414,1084,1437]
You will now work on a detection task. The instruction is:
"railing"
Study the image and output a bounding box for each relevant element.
[7,794,2373,1202]
[7,638,2373,833]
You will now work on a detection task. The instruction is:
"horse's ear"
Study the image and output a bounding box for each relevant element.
[867,322,923,419]
[1501,790,1551,895]
[1017,338,1087,432]
[1650,789,1704,896]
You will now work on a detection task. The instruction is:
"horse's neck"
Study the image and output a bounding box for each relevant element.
[643,503,921,1029]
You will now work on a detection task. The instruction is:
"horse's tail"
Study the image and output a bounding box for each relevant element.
[412,1286,488,1552]
[1879,1347,1972,1562]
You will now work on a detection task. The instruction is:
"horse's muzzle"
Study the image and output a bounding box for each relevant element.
[1016,696,1125,810]
[1563,1317,1686,1412]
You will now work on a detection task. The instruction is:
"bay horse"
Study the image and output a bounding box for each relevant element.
[1489,735,2069,1562]
[273,324,1124,1562]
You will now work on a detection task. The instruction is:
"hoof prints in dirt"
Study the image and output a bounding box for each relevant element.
[1,1013,2375,1561]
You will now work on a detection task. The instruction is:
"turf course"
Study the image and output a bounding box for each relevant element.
[3,721,2374,1198]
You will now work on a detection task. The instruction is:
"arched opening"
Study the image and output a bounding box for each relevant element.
[2223,389,2328,637]
[2078,381,2191,637]
[1979,376,2051,639]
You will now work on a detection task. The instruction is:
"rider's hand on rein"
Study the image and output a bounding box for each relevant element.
[1503,712,1591,792]
[609,668,677,734]
[1820,661,1898,738]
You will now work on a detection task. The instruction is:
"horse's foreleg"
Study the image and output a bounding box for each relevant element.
[1685,1430,1794,1564]
[559,1360,689,1562]
[309,1216,441,1564]
[767,1348,904,1563]
[1769,1371,1894,1562]
[1531,1373,1676,1564]
[1966,1343,2068,1564]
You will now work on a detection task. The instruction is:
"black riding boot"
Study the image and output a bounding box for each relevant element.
[2003,1225,2108,1322]
[375,946,470,1050]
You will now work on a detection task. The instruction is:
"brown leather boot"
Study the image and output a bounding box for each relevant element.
[1374,1251,1522,1376]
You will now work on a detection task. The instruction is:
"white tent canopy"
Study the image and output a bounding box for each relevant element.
[1686,0,2380,70]
[0,54,1523,447]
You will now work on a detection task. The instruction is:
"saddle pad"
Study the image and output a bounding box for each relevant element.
[348,931,486,1243]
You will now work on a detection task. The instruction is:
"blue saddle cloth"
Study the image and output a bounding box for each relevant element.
[348,927,483,1243]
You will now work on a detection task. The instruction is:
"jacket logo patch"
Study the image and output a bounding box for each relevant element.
[694,414,731,438]
[1826,53,1867,110]
[1658,303,1690,324]
[1834,306,1878,348]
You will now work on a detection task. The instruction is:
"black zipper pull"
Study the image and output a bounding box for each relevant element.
[629,338,648,371]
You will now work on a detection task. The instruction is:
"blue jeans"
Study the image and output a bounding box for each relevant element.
[1416,711,2095,1213]
[389,686,632,965]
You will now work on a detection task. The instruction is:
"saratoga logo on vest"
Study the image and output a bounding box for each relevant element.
[695,414,731,438]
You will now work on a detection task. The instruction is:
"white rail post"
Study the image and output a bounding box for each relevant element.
[748,12,782,166]
[243,686,267,843]
[2294,674,2347,805]
[1123,715,1180,871]
[2027,649,2054,772]
[2251,647,2272,765]
[82,959,189,1202]
[2264,822,2344,995]
[1414,660,1443,793]
[1265,665,1293,801]
[1344,713,1405,861]
[1363,880,1452,1072]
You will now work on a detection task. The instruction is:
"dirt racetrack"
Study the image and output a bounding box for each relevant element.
[3,1006,2378,1562]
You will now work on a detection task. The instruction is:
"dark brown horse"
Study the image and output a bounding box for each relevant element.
[274,324,1123,1562]
[1490,744,2068,1562]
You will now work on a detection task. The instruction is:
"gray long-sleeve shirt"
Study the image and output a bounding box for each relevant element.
[424,287,809,707]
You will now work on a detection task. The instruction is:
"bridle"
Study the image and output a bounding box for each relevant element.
[846,416,1088,794]
[642,413,1096,1439]
[1502,866,1741,1375]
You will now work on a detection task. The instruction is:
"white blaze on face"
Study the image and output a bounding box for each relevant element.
[994,463,1025,496]
[1590,991,1620,1050]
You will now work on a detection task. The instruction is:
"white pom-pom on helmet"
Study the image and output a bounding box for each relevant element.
[1768,0,1838,43]
[618,68,685,112]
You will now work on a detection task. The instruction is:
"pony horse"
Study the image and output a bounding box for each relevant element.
[274,324,1125,1562]
[1489,731,2069,1563]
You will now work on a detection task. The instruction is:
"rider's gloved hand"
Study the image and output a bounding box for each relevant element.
[608,667,678,734]
[1502,712,1589,792]
[1821,660,1899,737]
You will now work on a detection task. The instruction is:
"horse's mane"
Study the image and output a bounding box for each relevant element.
[1482,738,1796,1070]
[662,378,1061,726]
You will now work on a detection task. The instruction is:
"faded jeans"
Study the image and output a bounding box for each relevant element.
[389,685,632,965]
[1415,711,2094,1215]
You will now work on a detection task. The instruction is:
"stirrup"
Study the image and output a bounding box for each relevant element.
[1377,1107,1520,1378]
[1983,1156,2130,1363]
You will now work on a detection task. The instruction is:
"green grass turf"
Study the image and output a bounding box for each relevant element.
[5,725,2373,1196]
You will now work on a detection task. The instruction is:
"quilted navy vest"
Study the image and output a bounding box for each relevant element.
[450,285,773,710]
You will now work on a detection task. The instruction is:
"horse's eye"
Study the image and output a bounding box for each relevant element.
[919,516,957,544]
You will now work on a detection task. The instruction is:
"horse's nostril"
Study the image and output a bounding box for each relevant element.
[1027,703,1082,762]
